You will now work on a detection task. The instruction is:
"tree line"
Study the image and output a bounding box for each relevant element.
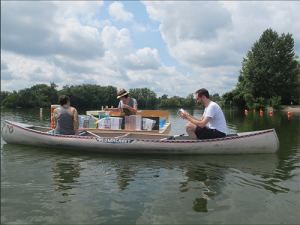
[1,83,223,109]
[1,82,221,109]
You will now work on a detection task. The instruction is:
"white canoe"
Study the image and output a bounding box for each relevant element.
[2,120,280,154]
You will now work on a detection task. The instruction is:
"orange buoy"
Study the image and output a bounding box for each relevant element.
[260,111,263,116]
[253,109,256,112]
[270,111,273,116]
[288,112,291,116]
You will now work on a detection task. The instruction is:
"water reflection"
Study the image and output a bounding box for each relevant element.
[115,166,136,190]
[177,154,279,212]
[51,160,83,193]
[193,198,208,212]
[86,153,280,214]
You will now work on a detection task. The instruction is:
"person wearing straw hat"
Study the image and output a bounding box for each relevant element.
[104,88,138,116]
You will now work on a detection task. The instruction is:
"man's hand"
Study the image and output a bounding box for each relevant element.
[122,104,129,109]
[181,111,190,120]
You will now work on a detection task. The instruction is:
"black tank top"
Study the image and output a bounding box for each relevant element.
[56,106,75,135]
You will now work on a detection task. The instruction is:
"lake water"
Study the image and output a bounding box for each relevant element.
[1,108,299,224]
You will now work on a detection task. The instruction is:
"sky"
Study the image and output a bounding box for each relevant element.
[1,1,300,98]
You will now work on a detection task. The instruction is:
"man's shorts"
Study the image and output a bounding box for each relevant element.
[195,126,226,139]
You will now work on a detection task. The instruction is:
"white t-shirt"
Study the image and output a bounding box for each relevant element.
[203,101,227,134]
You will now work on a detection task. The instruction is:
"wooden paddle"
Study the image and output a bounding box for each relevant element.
[79,130,102,138]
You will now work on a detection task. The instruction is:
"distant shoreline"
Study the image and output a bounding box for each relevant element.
[2,105,300,112]
[278,106,300,112]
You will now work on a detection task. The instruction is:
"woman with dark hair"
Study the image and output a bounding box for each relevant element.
[104,88,138,116]
[53,95,79,135]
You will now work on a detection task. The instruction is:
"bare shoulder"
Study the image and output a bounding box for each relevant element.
[53,107,61,114]
[70,107,78,114]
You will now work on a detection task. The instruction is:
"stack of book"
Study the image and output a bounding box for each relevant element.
[124,115,142,130]
[79,116,94,128]
[142,118,156,130]
[96,117,111,129]
[110,117,122,130]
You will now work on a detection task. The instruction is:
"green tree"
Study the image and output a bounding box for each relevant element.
[129,88,157,109]
[1,91,19,108]
[184,93,195,107]
[1,91,11,102]
[103,86,118,107]
[210,93,221,103]
[239,28,300,105]
[221,88,245,109]
[244,93,267,110]
[268,96,282,110]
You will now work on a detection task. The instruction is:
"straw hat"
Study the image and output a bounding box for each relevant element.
[117,88,129,99]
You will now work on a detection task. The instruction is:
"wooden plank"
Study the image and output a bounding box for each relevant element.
[136,110,169,121]
[87,110,169,121]
[79,128,159,133]
[78,121,171,134]
[84,110,170,134]
[86,110,105,116]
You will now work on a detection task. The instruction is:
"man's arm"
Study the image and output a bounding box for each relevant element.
[73,108,79,135]
[104,108,121,113]
[181,112,211,128]
[53,108,61,128]
[122,104,138,114]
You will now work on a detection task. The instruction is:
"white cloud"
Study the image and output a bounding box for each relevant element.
[143,1,300,95]
[57,18,104,59]
[1,1,105,60]
[54,1,104,18]
[132,23,149,32]
[108,2,133,22]
[1,1,300,98]
[102,26,134,53]
[124,48,161,70]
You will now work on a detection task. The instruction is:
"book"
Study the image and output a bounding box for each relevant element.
[135,115,142,130]
[125,116,130,130]
[111,117,122,130]
[177,108,185,118]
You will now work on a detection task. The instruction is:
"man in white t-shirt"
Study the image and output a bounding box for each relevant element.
[181,88,227,140]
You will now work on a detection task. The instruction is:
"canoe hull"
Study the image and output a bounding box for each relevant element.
[2,120,279,154]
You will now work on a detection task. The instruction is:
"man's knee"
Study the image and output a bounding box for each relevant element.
[185,122,195,132]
